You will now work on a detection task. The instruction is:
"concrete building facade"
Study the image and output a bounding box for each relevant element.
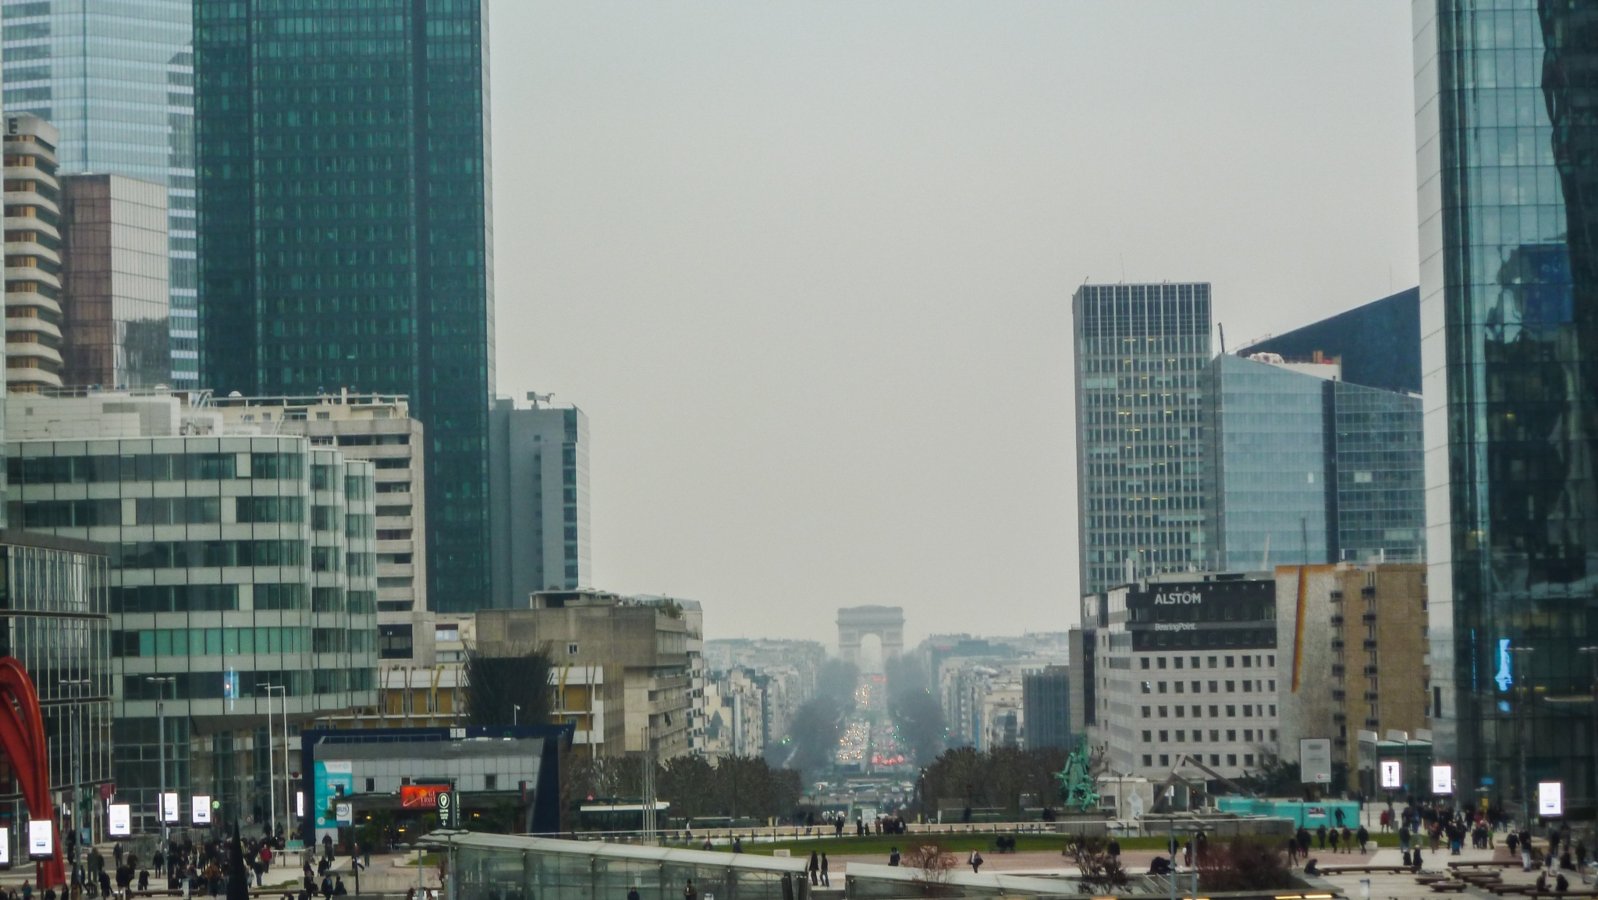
[1274,563,1430,795]
[475,590,699,761]
[211,391,428,663]
[1082,572,1280,781]
[4,113,65,391]
[4,391,379,825]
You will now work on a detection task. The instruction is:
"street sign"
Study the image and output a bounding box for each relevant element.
[107,804,131,838]
[1299,738,1333,784]
[435,791,458,828]
[335,803,353,826]
[1539,781,1564,817]
[1380,760,1402,790]
[1431,764,1454,795]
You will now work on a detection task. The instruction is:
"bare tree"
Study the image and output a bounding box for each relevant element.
[905,843,959,897]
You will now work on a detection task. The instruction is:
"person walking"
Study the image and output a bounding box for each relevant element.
[969,850,983,873]
[820,854,830,887]
[1356,825,1369,853]
[808,852,819,886]
[682,880,697,900]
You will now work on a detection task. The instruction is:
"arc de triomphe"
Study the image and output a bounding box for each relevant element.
[837,605,904,667]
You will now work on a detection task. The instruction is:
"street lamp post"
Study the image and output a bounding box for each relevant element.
[1579,647,1598,826]
[512,704,520,727]
[1511,646,1536,823]
[258,684,286,840]
[61,678,91,859]
[146,676,176,839]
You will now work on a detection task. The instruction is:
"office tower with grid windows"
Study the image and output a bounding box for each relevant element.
[194,0,495,613]
[1072,282,1212,597]
[1415,1,1598,812]
[1,0,198,389]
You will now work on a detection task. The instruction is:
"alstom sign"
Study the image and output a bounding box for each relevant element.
[1153,592,1203,605]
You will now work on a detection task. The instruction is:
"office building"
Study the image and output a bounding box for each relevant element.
[1022,665,1073,750]
[1205,353,1335,571]
[3,113,64,391]
[1,0,198,388]
[1082,572,1280,780]
[194,1,495,614]
[1414,1,1598,812]
[475,590,701,760]
[1206,353,1424,571]
[59,174,171,389]
[212,391,427,660]
[488,398,591,607]
[1239,288,1422,395]
[0,531,112,844]
[1072,282,1211,596]
[5,391,378,824]
[1274,563,1429,796]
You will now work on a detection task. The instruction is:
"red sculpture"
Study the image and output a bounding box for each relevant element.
[0,658,63,887]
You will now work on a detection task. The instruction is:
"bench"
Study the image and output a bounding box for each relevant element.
[1452,861,1521,869]
[1429,881,1469,892]
[1322,865,1413,874]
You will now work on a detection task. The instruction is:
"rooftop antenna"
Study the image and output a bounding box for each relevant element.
[527,391,554,408]
[1218,322,1227,355]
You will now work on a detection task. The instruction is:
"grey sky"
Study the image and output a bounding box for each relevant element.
[487,2,1419,647]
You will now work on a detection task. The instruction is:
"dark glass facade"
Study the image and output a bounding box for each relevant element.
[1239,288,1422,395]
[194,0,495,612]
[1416,0,1598,812]
[1072,283,1211,596]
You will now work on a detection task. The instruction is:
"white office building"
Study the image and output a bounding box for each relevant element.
[4,391,378,828]
[1083,572,1280,782]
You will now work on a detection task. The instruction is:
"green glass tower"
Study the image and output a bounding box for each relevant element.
[1416,1,1598,813]
[195,0,495,612]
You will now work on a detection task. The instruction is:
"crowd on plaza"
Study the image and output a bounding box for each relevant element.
[49,830,366,900]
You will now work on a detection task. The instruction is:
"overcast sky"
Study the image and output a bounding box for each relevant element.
[487,2,1419,648]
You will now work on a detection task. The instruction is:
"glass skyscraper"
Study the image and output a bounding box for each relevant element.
[1416,1,1598,812]
[0,0,198,389]
[194,0,495,613]
[1072,282,1211,596]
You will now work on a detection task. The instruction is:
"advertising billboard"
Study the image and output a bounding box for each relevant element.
[400,784,452,810]
[1431,764,1453,795]
[1540,781,1564,817]
[1379,760,1402,790]
[1299,738,1333,784]
[1121,578,1277,651]
[0,826,10,868]
[192,796,211,825]
[27,820,52,859]
[108,804,131,838]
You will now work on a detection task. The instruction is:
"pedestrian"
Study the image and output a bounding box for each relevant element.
[1286,838,1299,866]
[1317,824,1327,849]
[1108,838,1120,859]
[808,852,819,886]
[1357,825,1369,853]
[627,888,641,900]
[888,847,900,867]
[682,880,697,900]
[820,854,830,887]
[969,850,983,873]
[1330,828,1341,854]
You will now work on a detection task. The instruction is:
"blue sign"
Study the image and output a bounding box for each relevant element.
[1495,638,1513,692]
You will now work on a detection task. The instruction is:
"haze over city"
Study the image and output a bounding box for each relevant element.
[491,2,1421,644]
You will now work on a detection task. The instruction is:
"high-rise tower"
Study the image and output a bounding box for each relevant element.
[194,0,495,612]
[1071,282,1211,596]
[1416,1,1598,812]
[1,0,197,389]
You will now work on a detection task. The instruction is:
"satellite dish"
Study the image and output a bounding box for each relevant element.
[1129,792,1146,819]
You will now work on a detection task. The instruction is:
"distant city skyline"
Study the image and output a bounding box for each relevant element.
[490,2,1419,644]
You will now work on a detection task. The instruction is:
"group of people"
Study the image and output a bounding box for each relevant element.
[805,851,830,886]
